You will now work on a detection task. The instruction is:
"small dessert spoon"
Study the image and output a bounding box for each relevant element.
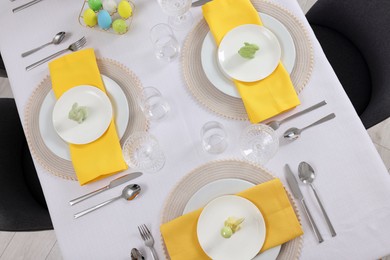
[21,31,66,57]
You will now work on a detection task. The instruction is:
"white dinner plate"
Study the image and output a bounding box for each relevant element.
[217,24,281,82]
[52,86,113,145]
[201,13,296,98]
[183,178,281,260]
[39,75,129,160]
[197,195,266,260]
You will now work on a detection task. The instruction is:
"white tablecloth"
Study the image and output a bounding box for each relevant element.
[1,0,390,259]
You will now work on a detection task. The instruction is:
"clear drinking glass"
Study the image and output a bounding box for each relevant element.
[200,121,228,154]
[138,86,170,121]
[239,124,279,165]
[157,0,193,30]
[122,132,165,173]
[150,23,180,62]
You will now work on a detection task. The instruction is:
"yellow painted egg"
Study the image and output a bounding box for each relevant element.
[83,8,98,27]
[118,0,132,19]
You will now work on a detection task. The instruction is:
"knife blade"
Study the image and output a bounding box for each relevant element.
[285,164,324,243]
[191,0,211,7]
[69,172,142,206]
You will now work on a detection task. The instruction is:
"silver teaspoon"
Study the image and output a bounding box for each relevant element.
[298,162,336,237]
[74,184,141,219]
[131,248,145,260]
[21,31,66,58]
[283,113,336,140]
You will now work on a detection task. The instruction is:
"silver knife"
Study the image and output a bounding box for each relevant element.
[191,0,211,7]
[285,164,324,243]
[69,172,142,206]
[12,0,44,13]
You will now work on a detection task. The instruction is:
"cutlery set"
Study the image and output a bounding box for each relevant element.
[285,163,336,243]
[12,2,87,69]
[69,172,142,206]
[268,100,337,242]
[69,172,142,218]
[69,172,157,258]
[265,100,336,142]
[26,36,87,71]
[267,100,327,130]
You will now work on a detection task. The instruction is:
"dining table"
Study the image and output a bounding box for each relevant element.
[1,0,390,259]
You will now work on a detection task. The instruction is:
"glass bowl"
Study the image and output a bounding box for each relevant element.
[122,132,165,173]
[239,124,279,165]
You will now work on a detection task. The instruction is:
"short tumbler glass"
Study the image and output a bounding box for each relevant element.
[138,87,170,121]
[200,121,228,154]
[239,124,279,165]
[150,23,180,62]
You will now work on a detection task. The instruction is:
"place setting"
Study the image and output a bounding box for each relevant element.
[182,0,313,121]
[160,159,304,260]
[24,48,149,182]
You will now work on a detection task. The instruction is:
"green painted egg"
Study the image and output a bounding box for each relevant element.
[88,0,102,11]
[112,19,128,34]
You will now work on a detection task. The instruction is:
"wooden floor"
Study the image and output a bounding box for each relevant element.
[1,0,390,259]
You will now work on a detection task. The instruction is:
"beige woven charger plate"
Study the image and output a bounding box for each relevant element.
[24,58,148,181]
[182,0,313,120]
[160,159,303,259]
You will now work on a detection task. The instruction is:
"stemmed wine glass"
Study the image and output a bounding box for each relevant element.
[157,0,193,30]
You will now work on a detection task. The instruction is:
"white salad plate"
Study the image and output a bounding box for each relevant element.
[197,195,266,260]
[217,24,281,82]
[201,13,296,98]
[52,85,113,145]
[40,75,129,160]
[183,178,281,260]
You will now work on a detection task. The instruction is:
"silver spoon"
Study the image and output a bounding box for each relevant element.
[131,248,145,260]
[298,162,336,237]
[267,100,327,130]
[21,31,66,58]
[74,184,141,219]
[283,113,336,140]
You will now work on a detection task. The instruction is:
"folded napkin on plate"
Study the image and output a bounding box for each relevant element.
[202,0,300,123]
[49,48,127,185]
[160,178,303,259]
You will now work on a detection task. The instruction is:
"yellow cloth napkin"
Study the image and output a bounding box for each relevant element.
[160,178,303,260]
[49,48,127,185]
[202,0,300,123]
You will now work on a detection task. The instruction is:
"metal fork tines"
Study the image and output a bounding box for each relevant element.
[138,224,159,260]
[26,36,87,71]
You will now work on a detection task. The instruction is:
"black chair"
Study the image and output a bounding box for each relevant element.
[306,0,390,129]
[0,53,7,78]
[0,98,53,231]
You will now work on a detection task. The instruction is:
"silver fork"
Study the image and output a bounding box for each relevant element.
[138,224,159,260]
[26,36,86,71]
